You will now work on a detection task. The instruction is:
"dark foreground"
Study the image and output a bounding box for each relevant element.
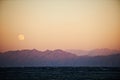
[0,67,120,80]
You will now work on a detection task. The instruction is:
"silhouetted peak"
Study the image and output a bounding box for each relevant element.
[53,49,65,53]
[32,49,38,51]
[44,49,52,53]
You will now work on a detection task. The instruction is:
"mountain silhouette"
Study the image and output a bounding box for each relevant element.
[67,48,120,56]
[0,49,120,67]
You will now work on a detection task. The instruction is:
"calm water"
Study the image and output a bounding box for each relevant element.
[0,67,120,80]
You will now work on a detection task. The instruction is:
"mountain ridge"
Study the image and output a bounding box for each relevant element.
[66,48,120,56]
[0,49,120,67]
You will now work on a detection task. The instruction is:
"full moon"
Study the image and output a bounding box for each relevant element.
[18,34,24,40]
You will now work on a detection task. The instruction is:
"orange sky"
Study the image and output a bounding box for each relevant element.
[0,0,120,52]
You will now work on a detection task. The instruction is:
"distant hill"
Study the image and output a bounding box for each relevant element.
[66,48,120,56]
[0,49,120,67]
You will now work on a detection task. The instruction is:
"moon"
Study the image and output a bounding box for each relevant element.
[18,34,24,40]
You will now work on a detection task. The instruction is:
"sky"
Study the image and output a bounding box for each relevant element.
[0,0,120,52]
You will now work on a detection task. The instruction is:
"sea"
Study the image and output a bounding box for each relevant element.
[0,67,120,80]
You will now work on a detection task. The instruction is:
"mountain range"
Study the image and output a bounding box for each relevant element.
[0,49,120,67]
[67,48,120,56]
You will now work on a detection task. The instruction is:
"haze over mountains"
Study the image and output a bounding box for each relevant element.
[67,48,120,56]
[0,49,120,67]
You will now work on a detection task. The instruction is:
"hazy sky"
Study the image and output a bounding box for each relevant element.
[0,0,120,52]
